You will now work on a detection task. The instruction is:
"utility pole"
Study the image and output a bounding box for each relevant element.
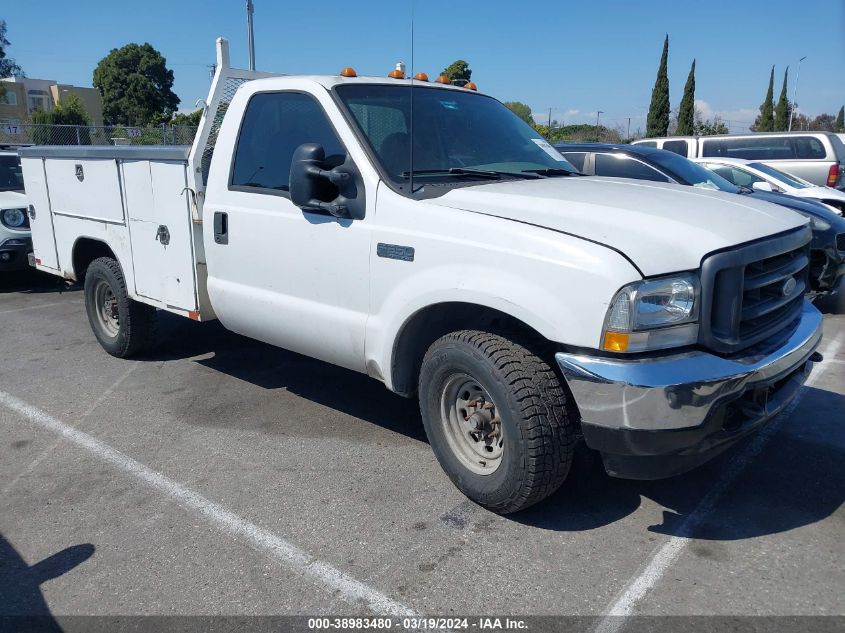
[788,55,806,132]
[626,117,631,141]
[246,0,256,71]
[596,110,604,141]
[548,108,552,131]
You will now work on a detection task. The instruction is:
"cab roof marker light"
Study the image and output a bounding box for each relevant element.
[340,67,357,78]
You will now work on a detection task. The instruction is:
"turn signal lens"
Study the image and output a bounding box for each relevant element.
[603,332,629,352]
[340,67,357,77]
[826,164,839,188]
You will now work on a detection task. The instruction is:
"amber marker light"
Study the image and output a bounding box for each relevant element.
[414,72,429,81]
[340,67,357,77]
[602,332,630,352]
[464,81,478,91]
[435,75,451,84]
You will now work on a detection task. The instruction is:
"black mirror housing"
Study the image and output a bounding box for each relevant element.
[289,143,365,220]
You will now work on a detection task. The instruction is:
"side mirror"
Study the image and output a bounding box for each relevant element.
[751,181,774,192]
[289,143,364,220]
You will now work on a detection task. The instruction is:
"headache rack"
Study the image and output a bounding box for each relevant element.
[699,227,812,354]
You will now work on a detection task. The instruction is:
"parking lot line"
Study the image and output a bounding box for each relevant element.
[0,390,418,618]
[593,334,842,633]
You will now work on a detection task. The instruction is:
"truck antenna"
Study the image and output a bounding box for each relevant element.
[246,0,256,71]
[409,3,416,195]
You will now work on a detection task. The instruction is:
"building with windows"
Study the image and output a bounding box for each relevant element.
[0,77,104,126]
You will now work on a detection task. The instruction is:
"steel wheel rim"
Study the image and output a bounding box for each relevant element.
[93,279,119,338]
[439,373,504,475]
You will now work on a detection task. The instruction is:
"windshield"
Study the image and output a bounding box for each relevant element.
[0,154,24,192]
[747,162,812,189]
[647,150,739,192]
[336,85,577,185]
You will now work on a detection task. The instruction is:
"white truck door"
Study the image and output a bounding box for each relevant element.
[123,160,198,311]
[203,90,371,372]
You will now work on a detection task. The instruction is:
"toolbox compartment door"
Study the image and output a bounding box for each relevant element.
[122,159,198,311]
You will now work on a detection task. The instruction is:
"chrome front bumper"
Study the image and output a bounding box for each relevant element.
[555,301,823,479]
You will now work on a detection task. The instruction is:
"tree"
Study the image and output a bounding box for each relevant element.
[504,102,533,125]
[93,43,180,126]
[676,59,696,136]
[646,35,670,138]
[172,109,203,126]
[835,106,844,132]
[754,66,775,132]
[0,20,25,101]
[694,118,729,136]
[809,113,836,132]
[31,95,91,144]
[774,67,789,131]
[441,60,471,86]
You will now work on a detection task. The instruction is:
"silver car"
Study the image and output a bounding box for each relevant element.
[633,132,845,190]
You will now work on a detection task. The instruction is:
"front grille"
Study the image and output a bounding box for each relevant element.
[837,233,845,253]
[699,228,811,354]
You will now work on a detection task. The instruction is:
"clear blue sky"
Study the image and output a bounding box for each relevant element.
[4,0,844,133]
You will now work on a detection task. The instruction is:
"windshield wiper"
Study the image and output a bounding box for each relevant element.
[401,167,541,180]
[522,168,580,177]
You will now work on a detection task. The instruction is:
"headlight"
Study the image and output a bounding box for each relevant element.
[1,208,28,229]
[602,273,699,353]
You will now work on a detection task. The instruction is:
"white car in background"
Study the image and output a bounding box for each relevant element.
[694,157,845,215]
[0,148,32,273]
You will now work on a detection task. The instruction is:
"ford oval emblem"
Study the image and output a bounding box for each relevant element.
[782,277,797,297]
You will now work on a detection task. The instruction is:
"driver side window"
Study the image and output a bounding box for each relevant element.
[231,92,346,193]
[708,165,762,188]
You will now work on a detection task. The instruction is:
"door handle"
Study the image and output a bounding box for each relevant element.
[213,212,228,245]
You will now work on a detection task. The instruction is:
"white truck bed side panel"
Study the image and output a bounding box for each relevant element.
[20,157,60,272]
[44,158,125,224]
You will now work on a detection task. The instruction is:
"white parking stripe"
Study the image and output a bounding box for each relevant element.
[593,334,843,633]
[0,391,417,618]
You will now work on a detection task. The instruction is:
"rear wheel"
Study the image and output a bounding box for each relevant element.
[84,257,155,358]
[418,330,576,514]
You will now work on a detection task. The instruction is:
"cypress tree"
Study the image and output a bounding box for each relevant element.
[676,59,696,136]
[774,67,789,131]
[646,35,670,138]
[835,106,844,132]
[757,66,775,132]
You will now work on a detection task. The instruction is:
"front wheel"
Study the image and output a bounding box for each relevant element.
[84,257,155,358]
[418,330,576,514]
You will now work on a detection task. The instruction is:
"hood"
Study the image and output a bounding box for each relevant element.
[424,177,808,276]
[0,190,28,209]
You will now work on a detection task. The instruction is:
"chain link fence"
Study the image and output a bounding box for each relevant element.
[0,122,198,147]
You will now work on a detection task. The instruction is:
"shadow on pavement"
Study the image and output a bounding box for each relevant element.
[145,311,427,443]
[515,385,844,540]
[140,312,843,541]
[0,270,77,295]
[0,534,94,630]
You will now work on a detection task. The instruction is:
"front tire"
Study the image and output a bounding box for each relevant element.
[418,330,576,514]
[84,257,155,358]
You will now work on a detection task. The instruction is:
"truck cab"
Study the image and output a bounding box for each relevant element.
[19,39,824,513]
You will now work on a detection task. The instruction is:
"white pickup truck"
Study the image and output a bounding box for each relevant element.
[20,39,823,513]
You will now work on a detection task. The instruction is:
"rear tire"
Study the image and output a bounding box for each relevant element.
[84,257,155,358]
[418,330,576,514]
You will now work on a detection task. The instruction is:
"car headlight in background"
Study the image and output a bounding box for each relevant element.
[602,273,699,353]
[1,208,29,229]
